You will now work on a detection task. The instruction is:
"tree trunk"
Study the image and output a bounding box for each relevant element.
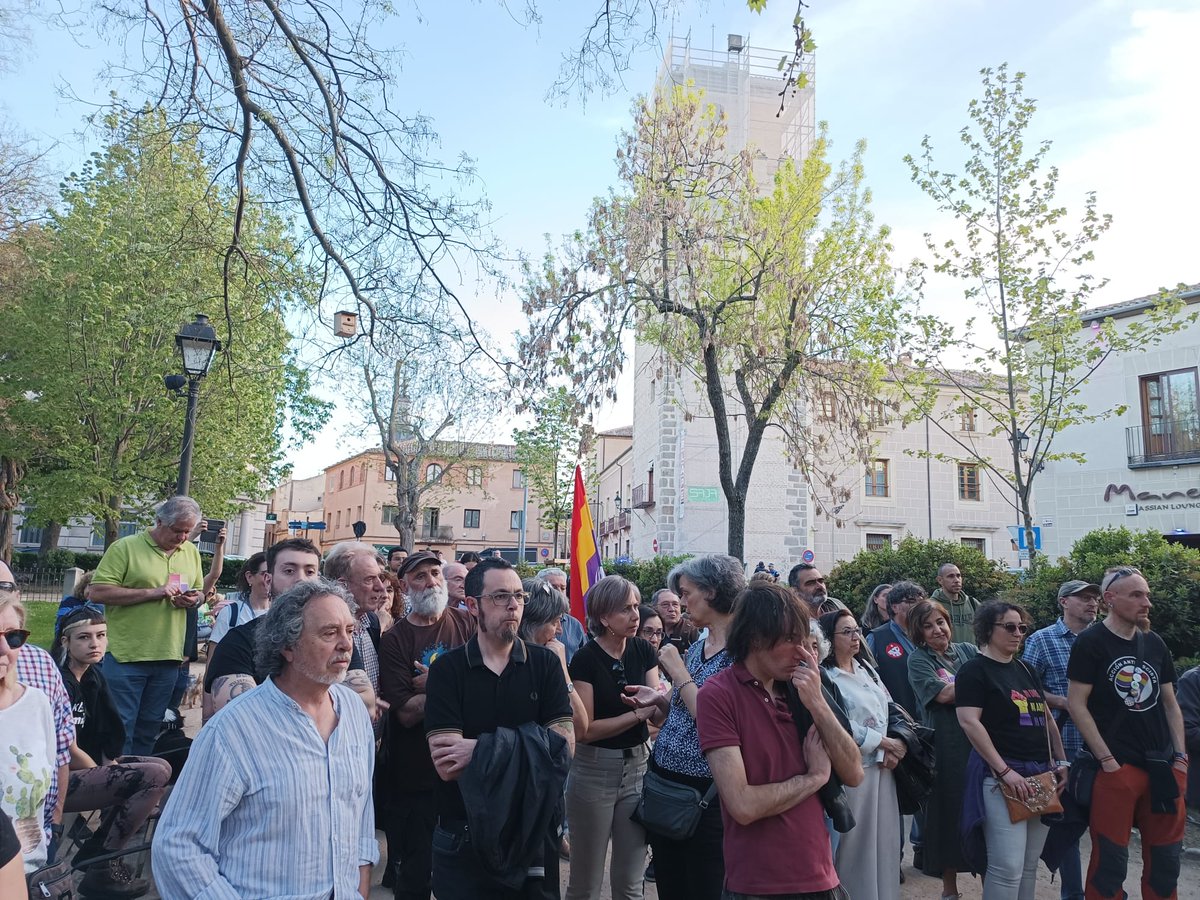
[726,491,747,561]
[0,455,24,563]
[37,522,62,559]
[0,509,13,564]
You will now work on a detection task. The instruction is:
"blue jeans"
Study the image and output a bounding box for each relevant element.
[1058,838,1083,900]
[101,654,178,755]
[432,823,549,900]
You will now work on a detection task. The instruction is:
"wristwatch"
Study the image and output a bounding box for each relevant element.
[566,682,575,694]
[1054,759,1070,768]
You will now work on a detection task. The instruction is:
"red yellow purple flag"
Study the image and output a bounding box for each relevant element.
[569,464,604,623]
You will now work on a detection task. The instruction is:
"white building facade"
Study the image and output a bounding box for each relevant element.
[1033,286,1200,559]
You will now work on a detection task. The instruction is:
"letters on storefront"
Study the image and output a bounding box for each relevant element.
[1104,483,1200,502]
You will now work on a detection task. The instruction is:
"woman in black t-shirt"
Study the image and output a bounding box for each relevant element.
[0,810,24,896]
[957,601,1067,900]
[565,575,662,900]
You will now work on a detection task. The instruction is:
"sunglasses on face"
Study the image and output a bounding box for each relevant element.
[2,629,31,650]
[997,622,1029,635]
[0,581,16,592]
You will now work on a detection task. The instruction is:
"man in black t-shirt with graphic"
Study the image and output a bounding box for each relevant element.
[1067,566,1188,900]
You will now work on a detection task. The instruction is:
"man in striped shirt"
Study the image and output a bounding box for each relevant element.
[153,579,378,899]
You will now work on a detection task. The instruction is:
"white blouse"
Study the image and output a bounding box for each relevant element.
[825,660,891,765]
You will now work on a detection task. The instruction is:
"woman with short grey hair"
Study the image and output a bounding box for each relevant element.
[255,579,356,681]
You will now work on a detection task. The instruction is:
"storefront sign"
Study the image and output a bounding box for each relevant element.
[1104,483,1200,512]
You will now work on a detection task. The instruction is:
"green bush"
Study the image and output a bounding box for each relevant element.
[73,553,104,570]
[43,548,75,568]
[605,554,693,602]
[827,536,1017,613]
[1006,527,1200,663]
[215,557,246,589]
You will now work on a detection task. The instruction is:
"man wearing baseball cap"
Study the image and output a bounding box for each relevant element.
[1022,579,1100,900]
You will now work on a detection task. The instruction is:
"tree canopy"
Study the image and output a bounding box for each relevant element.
[0,108,327,546]
[520,85,901,559]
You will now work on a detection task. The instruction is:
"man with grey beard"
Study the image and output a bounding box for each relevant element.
[379,550,476,900]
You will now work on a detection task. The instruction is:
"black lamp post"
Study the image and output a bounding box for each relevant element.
[166,314,221,495]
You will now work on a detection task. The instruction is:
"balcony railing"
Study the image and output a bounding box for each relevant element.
[632,482,654,509]
[417,525,455,543]
[618,512,630,530]
[1127,416,1200,467]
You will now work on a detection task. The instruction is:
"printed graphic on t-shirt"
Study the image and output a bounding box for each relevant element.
[419,642,450,668]
[1009,688,1046,726]
[1106,656,1159,710]
[885,642,904,659]
[936,667,956,683]
[70,700,86,728]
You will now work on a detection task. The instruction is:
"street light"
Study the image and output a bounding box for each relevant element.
[165,313,222,495]
[1010,429,1030,454]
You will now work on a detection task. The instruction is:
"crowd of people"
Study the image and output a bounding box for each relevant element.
[1,494,1197,900]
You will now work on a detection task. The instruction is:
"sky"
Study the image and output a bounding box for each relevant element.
[4,0,1197,480]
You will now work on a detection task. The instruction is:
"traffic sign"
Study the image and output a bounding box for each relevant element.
[801,549,815,564]
[1006,526,1042,549]
[265,513,278,522]
[306,521,327,531]
[540,548,550,557]
[288,520,304,529]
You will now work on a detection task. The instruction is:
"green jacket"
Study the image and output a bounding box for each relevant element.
[930,588,979,645]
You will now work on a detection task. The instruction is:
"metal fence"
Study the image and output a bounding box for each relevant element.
[10,566,69,602]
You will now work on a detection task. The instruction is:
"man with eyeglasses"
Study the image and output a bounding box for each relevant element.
[788,563,849,617]
[378,550,475,900]
[1068,566,1189,900]
[425,557,574,898]
[1023,579,1100,900]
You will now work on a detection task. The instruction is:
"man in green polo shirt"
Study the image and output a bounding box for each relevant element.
[90,496,205,755]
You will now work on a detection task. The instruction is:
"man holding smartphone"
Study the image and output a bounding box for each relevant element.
[89,495,205,755]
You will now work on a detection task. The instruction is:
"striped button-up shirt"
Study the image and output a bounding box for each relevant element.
[152,678,378,899]
[1023,617,1083,759]
[17,645,75,833]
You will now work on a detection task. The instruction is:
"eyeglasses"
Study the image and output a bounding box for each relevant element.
[836,627,862,638]
[1101,567,1141,593]
[480,591,527,607]
[639,628,665,638]
[998,622,1029,635]
[611,660,628,690]
[2,629,31,650]
[0,581,16,592]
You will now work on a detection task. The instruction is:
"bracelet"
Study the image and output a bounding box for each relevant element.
[1174,752,1189,762]
[1098,754,1115,763]
[678,679,696,689]
[995,767,1013,779]
[1054,760,1070,768]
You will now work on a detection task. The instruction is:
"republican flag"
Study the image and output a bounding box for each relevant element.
[568,464,604,623]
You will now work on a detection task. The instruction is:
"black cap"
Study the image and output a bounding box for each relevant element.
[397,550,441,579]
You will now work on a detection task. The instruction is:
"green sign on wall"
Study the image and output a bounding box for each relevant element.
[686,486,721,504]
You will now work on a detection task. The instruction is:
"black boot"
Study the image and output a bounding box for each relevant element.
[78,859,149,899]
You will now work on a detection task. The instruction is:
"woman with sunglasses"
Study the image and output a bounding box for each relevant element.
[956,601,1067,900]
[818,608,905,900]
[0,591,57,874]
[566,575,662,900]
[905,598,978,900]
[55,605,172,895]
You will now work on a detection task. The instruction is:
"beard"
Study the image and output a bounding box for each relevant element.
[292,654,351,686]
[409,583,449,619]
[479,608,519,643]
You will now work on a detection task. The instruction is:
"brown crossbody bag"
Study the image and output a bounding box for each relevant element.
[997,660,1064,823]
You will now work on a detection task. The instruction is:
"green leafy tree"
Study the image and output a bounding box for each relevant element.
[0,108,327,547]
[900,65,1192,564]
[606,553,693,603]
[827,536,1016,614]
[513,388,590,559]
[520,85,902,559]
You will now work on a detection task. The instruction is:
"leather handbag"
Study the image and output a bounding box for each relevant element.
[636,769,717,841]
[998,660,1064,823]
[26,858,74,900]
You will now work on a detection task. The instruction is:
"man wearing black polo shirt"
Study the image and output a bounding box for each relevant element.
[425,558,574,899]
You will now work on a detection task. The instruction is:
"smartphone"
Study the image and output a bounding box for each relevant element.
[199,519,226,542]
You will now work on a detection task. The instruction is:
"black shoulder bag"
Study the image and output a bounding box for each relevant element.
[1067,628,1143,808]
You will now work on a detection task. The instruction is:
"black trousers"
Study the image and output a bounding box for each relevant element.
[387,790,436,900]
[431,822,558,900]
[648,794,725,900]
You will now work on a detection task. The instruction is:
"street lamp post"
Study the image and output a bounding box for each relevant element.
[167,314,222,495]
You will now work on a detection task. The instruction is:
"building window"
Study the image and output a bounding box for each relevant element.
[865,533,892,552]
[381,505,398,526]
[817,391,837,422]
[1138,368,1200,461]
[422,508,440,535]
[957,463,982,501]
[337,469,344,490]
[356,506,362,521]
[865,459,890,497]
[384,466,397,481]
[510,510,523,530]
[335,510,342,529]
[960,408,977,432]
[425,463,443,483]
[961,537,987,553]
[868,400,887,428]
[463,509,481,529]
[466,466,483,487]
[17,521,43,546]
[326,513,332,529]
[512,470,525,489]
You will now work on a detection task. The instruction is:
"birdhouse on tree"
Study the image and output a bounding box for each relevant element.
[334,310,358,338]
